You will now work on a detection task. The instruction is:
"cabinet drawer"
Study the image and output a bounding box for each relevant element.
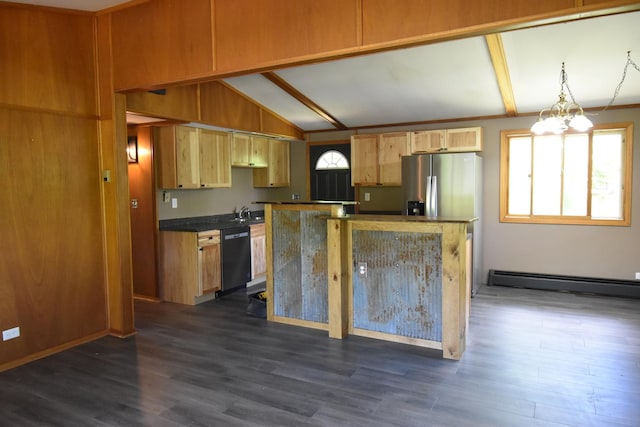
[197,230,220,246]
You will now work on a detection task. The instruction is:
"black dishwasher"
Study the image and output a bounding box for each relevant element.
[219,225,252,296]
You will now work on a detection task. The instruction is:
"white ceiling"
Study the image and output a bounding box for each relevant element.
[7,0,640,132]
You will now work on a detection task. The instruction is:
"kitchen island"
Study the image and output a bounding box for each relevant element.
[260,201,476,360]
[256,201,355,331]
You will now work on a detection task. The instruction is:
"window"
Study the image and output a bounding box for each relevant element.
[500,123,633,226]
[315,150,349,170]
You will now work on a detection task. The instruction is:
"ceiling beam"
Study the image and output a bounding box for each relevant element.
[261,71,348,130]
[485,33,518,117]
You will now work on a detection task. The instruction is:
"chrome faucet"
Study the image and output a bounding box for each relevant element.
[239,206,250,220]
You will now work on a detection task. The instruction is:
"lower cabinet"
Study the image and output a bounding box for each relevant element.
[159,230,221,305]
[250,223,266,280]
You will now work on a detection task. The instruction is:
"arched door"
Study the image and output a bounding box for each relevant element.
[309,143,355,213]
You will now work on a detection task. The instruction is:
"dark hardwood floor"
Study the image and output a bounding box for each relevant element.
[1,285,639,426]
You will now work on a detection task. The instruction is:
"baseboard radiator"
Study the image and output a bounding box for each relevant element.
[487,270,640,298]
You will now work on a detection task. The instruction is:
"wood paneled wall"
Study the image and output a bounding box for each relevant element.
[110,0,215,90]
[361,0,575,44]
[0,7,98,115]
[0,5,109,370]
[125,81,305,140]
[214,0,361,73]
[125,86,200,122]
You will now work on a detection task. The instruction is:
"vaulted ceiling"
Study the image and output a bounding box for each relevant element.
[222,11,640,132]
[8,0,640,133]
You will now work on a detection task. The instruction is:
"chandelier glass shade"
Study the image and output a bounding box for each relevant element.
[531,63,593,135]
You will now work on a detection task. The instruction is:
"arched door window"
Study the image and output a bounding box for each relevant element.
[315,150,349,170]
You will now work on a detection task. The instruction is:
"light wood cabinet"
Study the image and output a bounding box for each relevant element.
[199,129,232,188]
[156,126,199,189]
[198,231,222,296]
[155,125,231,189]
[253,139,290,187]
[411,127,482,153]
[351,134,379,186]
[250,223,266,280]
[411,130,444,153]
[231,134,268,168]
[351,132,410,186]
[445,127,483,152]
[159,230,221,305]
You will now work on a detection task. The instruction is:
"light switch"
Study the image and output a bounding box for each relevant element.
[131,199,138,209]
[171,198,178,209]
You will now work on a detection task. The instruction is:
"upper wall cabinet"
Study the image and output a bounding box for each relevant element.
[231,134,268,168]
[411,127,482,153]
[199,129,232,188]
[253,139,290,187]
[351,132,410,186]
[155,126,231,189]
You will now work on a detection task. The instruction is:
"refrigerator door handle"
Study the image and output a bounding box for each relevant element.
[425,176,432,216]
[431,175,438,217]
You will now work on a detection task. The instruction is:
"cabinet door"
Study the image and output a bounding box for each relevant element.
[253,139,290,187]
[351,134,379,186]
[445,127,483,152]
[250,136,269,167]
[231,133,251,166]
[199,242,221,295]
[159,231,199,305]
[199,129,231,188]
[231,134,268,167]
[250,223,266,279]
[378,132,410,185]
[269,140,289,187]
[412,130,445,153]
[175,126,200,188]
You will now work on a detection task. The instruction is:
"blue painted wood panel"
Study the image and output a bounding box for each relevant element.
[352,230,442,341]
[272,209,328,323]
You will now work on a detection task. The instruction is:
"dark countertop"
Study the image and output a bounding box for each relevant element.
[324,214,479,223]
[159,212,265,233]
[254,200,358,205]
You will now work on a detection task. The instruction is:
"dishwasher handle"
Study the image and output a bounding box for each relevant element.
[224,231,249,240]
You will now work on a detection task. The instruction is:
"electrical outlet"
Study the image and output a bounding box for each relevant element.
[163,191,171,203]
[171,198,178,209]
[2,327,20,341]
[358,262,368,277]
[364,192,371,201]
[635,272,640,280]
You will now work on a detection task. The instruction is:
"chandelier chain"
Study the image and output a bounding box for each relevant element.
[560,63,582,107]
[604,51,640,110]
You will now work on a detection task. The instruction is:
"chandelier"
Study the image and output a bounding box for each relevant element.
[530,62,593,135]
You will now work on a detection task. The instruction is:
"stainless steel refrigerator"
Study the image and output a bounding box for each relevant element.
[402,153,482,296]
